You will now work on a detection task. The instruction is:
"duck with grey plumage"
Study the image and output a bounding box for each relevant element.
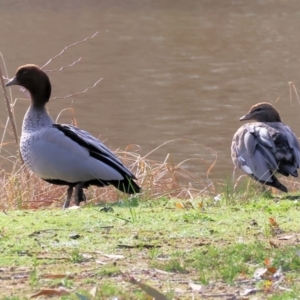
[6,64,141,209]
[231,102,300,193]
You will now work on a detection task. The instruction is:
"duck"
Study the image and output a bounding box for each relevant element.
[6,64,141,208]
[231,102,300,192]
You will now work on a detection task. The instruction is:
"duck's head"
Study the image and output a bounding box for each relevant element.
[6,64,51,107]
[240,102,282,123]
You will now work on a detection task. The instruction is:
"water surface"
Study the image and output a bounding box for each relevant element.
[1,0,300,181]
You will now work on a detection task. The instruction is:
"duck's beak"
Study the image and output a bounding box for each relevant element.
[5,77,18,87]
[240,113,252,121]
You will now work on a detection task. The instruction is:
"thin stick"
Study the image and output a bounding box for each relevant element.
[0,117,10,155]
[0,68,23,164]
[42,32,98,69]
[45,57,82,72]
[289,81,300,105]
[50,78,103,101]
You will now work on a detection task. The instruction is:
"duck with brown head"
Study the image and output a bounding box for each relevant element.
[231,102,300,192]
[6,64,141,208]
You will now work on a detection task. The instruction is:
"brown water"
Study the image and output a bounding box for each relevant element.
[1,0,300,180]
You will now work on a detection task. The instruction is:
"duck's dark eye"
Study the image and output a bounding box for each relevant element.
[255,108,262,112]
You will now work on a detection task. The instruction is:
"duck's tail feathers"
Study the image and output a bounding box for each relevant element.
[250,174,288,193]
[110,177,142,194]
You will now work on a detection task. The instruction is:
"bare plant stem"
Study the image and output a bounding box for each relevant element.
[45,57,82,72]
[51,78,103,101]
[42,31,98,69]
[0,68,23,164]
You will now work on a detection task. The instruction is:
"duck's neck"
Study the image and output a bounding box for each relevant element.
[22,104,54,132]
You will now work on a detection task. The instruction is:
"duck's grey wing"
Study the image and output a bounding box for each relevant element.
[268,123,300,177]
[273,123,300,169]
[52,124,141,193]
[232,124,276,182]
[29,124,140,194]
[53,124,136,179]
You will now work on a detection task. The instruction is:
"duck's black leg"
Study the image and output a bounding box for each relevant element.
[63,186,73,209]
[75,183,86,206]
[77,187,86,204]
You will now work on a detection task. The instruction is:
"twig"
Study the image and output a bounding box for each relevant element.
[50,78,103,101]
[55,107,78,127]
[289,81,300,105]
[0,52,17,157]
[42,32,98,69]
[199,293,238,298]
[0,52,12,99]
[0,68,23,164]
[0,117,10,155]
[44,57,82,72]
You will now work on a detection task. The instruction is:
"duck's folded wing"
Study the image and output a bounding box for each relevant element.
[232,124,280,182]
[277,124,300,168]
[261,123,300,177]
[52,124,136,179]
[28,126,123,182]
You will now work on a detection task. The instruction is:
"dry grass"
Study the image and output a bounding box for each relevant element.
[0,139,218,210]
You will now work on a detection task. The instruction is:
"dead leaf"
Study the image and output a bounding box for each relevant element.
[30,287,70,298]
[185,200,194,208]
[127,275,168,300]
[266,266,277,276]
[198,202,204,209]
[269,240,278,248]
[264,258,271,266]
[269,217,279,228]
[278,235,294,240]
[253,267,268,279]
[90,285,97,297]
[175,202,185,209]
[189,282,202,292]
[240,288,261,296]
[278,286,292,292]
[274,266,283,278]
[154,268,174,275]
[42,274,72,279]
[102,254,124,260]
[253,265,277,280]
[95,260,108,265]
[174,287,185,294]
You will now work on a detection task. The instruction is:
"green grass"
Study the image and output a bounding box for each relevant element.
[1,195,300,298]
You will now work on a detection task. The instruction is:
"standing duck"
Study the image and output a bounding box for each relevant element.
[6,64,141,208]
[231,102,300,192]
